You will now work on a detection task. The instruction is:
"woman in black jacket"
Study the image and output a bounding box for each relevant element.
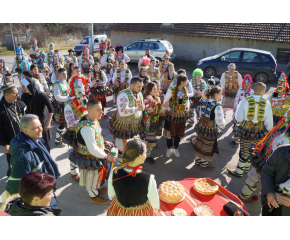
[20,78,54,152]
[0,172,61,216]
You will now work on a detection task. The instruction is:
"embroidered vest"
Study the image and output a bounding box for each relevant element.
[82,56,91,69]
[149,96,162,123]
[107,53,114,63]
[116,68,129,83]
[224,71,239,96]
[246,96,267,122]
[191,78,206,98]
[115,54,124,61]
[53,80,69,104]
[147,67,159,80]
[200,99,220,120]
[76,118,104,155]
[16,58,23,70]
[169,86,188,112]
[270,95,290,118]
[47,52,54,63]
[160,61,172,75]
[116,88,143,125]
[162,72,177,91]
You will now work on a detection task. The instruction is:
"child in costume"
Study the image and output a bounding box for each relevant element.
[114,43,130,63]
[78,44,94,75]
[159,63,178,103]
[107,138,159,216]
[189,68,207,125]
[147,59,160,81]
[102,46,115,75]
[112,60,132,104]
[228,82,273,178]
[30,39,40,66]
[67,49,78,67]
[159,54,172,76]
[230,74,254,147]
[192,85,225,171]
[268,72,290,126]
[11,46,26,80]
[38,51,52,83]
[107,60,118,95]
[47,43,55,65]
[52,68,70,147]
[138,56,150,70]
[64,56,72,73]
[31,64,50,93]
[163,74,191,158]
[88,63,109,113]
[143,82,166,164]
[139,67,151,92]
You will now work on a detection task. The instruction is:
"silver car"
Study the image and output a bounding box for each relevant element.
[123,38,175,62]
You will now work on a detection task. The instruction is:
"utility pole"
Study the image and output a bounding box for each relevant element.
[88,23,94,56]
[10,23,16,52]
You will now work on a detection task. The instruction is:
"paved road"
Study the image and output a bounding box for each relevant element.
[0,50,284,215]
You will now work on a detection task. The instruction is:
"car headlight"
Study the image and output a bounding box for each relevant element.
[197,61,203,66]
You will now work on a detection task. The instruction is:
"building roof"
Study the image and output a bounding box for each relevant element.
[106,23,290,43]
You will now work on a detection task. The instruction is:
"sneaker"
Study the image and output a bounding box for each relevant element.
[166,149,171,158]
[55,141,66,148]
[173,149,180,157]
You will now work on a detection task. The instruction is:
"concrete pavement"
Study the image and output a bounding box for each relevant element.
[0,50,285,215]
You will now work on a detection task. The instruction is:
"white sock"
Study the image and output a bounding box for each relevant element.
[88,189,99,198]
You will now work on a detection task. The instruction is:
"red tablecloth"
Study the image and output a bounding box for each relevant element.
[154,178,250,216]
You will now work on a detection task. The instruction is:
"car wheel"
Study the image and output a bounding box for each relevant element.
[204,67,217,78]
[255,72,268,83]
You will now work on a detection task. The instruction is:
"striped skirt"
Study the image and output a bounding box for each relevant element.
[90,93,107,107]
[192,134,218,161]
[54,112,67,126]
[107,197,153,216]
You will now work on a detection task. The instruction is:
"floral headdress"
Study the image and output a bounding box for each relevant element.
[242,74,253,94]
[275,72,289,98]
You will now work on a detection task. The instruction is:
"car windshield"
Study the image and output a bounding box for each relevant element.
[81,38,89,44]
[162,41,173,50]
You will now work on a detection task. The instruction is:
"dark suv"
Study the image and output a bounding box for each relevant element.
[197,48,277,83]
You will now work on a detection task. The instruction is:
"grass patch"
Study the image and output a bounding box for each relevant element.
[0,46,76,56]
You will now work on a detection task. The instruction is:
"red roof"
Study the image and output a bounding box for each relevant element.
[106,23,290,42]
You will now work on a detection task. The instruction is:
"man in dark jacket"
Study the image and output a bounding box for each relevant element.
[261,144,290,216]
[3,114,60,208]
[0,83,26,177]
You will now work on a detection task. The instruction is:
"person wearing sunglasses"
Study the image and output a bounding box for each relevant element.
[0,83,26,177]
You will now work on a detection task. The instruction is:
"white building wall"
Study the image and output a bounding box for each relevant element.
[110,30,290,62]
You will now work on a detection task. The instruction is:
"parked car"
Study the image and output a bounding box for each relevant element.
[74,34,107,55]
[123,38,175,63]
[196,48,277,83]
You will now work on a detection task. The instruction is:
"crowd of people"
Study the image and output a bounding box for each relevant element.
[0,38,290,216]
